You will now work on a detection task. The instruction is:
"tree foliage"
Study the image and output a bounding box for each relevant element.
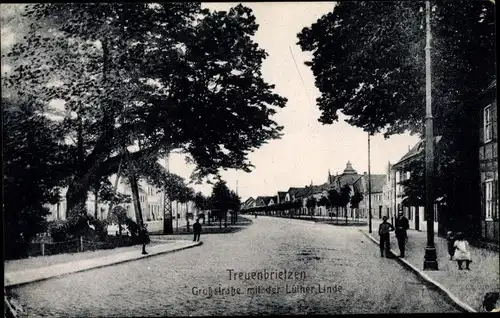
[350,191,363,209]
[4,3,287,217]
[3,97,70,258]
[318,196,330,208]
[297,1,494,236]
[327,189,340,210]
[209,179,232,227]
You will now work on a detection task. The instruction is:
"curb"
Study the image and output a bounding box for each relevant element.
[4,241,203,288]
[359,230,476,313]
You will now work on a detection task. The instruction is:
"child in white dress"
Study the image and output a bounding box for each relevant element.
[453,232,472,270]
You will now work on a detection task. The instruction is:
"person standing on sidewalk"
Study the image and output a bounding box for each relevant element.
[378,216,395,258]
[139,224,150,255]
[453,232,472,270]
[395,212,409,258]
[446,231,456,260]
[193,218,202,242]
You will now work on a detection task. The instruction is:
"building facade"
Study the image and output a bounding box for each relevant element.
[391,140,440,233]
[479,80,498,242]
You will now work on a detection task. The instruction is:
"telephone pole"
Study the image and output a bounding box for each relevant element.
[163,154,173,234]
[423,0,438,270]
[368,132,373,233]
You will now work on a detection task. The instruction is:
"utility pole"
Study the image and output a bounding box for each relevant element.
[423,0,438,270]
[368,132,373,233]
[163,154,173,234]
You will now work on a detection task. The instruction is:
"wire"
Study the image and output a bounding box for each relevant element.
[289,45,314,109]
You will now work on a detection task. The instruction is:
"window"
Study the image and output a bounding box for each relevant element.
[486,180,493,220]
[484,105,492,142]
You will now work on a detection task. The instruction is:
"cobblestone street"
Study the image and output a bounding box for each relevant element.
[8,217,461,316]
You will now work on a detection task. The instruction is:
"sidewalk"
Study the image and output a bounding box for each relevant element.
[4,239,202,288]
[361,221,499,312]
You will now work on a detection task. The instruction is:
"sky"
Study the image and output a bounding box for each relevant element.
[169,2,420,199]
[1,3,420,201]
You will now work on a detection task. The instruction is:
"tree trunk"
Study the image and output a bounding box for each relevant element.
[108,158,123,220]
[94,183,99,219]
[176,201,179,233]
[186,203,190,231]
[66,181,89,217]
[129,173,143,227]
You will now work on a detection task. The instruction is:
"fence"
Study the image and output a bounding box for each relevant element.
[26,236,136,257]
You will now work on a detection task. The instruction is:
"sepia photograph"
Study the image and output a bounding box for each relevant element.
[2,1,498,316]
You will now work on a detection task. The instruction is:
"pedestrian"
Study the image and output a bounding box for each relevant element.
[453,232,472,270]
[378,216,395,258]
[139,224,150,255]
[483,292,500,312]
[446,231,456,260]
[254,212,258,219]
[193,218,202,242]
[395,212,409,258]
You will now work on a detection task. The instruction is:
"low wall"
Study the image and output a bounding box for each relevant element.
[145,220,163,233]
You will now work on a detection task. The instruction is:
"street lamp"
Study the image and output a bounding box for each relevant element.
[423,0,438,270]
[163,154,173,234]
[368,132,373,233]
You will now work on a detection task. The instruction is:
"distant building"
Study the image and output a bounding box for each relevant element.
[241,197,256,210]
[326,161,386,220]
[45,176,171,224]
[382,162,396,223]
[357,173,387,220]
[277,191,287,204]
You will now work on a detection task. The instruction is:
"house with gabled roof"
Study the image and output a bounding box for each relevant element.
[390,137,442,233]
[241,197,256,211]
[326,161,383,219]
[277,191,287,204]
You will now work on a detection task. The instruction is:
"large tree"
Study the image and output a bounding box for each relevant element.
[3,97,70,258]
[210,180,232,229]
[297,1,495,237]
[4,3,287,218]
[228,190,241,224]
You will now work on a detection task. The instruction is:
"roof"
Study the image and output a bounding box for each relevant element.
[277,191,287,202]
[244,197,254,203]
[330,173,363,190]
[268,196,277,205]
[255,196,275,205]
[393,136,442,168]
[367,175,386,193]
[255,196,268,206]
[287,187,308,198]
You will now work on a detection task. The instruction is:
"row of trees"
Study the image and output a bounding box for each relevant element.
[243,185,364,223]
[3,3,284,258]
[297,1,495,237]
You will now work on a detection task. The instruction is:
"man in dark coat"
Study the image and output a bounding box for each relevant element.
[378,216,395,257]
[395,212,410,257]
[193,218,202,242]
[139,224,150,255]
